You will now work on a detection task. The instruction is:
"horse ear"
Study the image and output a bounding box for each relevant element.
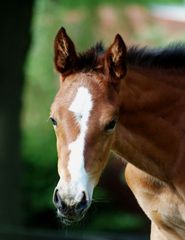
[54,27,77,74]
[105,34,127,85]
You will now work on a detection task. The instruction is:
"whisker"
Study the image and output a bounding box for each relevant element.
[92,197,110,203]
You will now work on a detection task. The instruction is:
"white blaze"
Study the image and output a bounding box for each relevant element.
[66,86,93,201]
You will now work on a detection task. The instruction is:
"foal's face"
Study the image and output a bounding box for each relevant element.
[51,27,127,224]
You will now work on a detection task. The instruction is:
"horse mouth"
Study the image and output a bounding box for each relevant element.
[55,196,91,225]
[59,215,85,225]
[57,210,86,225]
[61,217,75,225]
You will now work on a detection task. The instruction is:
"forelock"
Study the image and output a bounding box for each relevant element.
[74,42,105,73]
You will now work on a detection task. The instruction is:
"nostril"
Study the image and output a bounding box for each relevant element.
[53,189,60,206]
[53,189,59,205]
[58,201,67,212]
[53,189,67,212]
[76,191,87,212]
[81,191,87,205]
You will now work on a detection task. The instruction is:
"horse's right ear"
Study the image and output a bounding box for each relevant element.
[104,34,127,90]
[54,27,77,75]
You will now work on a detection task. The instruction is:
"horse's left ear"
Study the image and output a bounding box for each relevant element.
[105,34,127,87]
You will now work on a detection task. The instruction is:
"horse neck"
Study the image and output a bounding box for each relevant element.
[113,66,185,183]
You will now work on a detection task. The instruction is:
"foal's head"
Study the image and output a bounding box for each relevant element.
[51,27,127,224]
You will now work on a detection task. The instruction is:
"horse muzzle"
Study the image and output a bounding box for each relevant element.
[53,188,90,224]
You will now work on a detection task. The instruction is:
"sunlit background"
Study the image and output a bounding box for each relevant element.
[1,0,185,239]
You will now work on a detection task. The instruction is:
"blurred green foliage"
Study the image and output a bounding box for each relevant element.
[22,0,184,231]
[58,0,182,8]
[86,212,145,231]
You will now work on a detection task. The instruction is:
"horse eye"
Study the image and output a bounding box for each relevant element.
[104,120,117,132]
[50,117,57,126]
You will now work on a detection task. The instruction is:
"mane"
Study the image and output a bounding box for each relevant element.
[127,43,185,70]
[76,42,104,72]
[76,42,185,72]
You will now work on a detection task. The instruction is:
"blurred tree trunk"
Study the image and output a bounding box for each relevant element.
[0,1,34,232]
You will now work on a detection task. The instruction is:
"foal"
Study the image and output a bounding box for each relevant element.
[51,27,185,239]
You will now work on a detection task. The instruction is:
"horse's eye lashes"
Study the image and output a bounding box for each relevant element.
[50,117,57,126]
[104,119,117,132]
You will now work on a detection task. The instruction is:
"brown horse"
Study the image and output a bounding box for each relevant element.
[50,27,185,239]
